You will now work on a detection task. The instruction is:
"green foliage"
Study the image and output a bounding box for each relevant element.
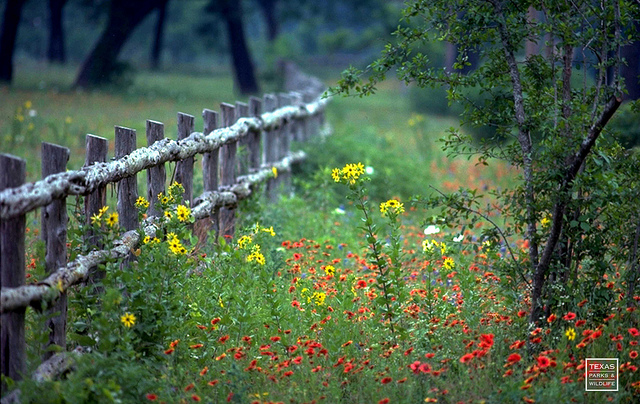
[331,0,640,324]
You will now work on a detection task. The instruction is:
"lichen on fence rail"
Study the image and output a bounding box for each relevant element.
[0,152,305,314]
[0,99,327,221]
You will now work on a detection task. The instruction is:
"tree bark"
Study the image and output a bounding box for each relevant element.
[0,0,27,83]
[74,0,160,88]
[219,0,259,94]
[256,0,278,42]
[150,0,168,70]
[47,0,67,64]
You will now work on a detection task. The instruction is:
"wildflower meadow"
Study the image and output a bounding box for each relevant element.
[12,157,639,403]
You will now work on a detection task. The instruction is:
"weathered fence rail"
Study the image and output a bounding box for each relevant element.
[0,87,329,399]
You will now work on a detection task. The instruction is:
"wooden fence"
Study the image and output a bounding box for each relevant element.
[0,89,328,399]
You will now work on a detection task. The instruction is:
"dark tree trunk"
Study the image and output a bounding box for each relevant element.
[0,0,27,83]
[621,24,640,100]
[74,0,160,88]
[150,0,168,70]
[256,0,278,41]
[47,0,67,64]
[220,0,259,94]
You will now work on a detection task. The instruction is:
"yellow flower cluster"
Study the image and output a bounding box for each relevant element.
[247,245,266,265]
[332,162,365,184]
[238,235,253,249]
[379,199,405,216]
[135,196,150,209]
[167,233,187,255]
[423,239,447,255]
[143,235,161,244]
[176,204,191,222]
[90,206,118,227]
[301,288,327,306]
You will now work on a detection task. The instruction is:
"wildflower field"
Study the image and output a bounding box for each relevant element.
[3,67,639,403]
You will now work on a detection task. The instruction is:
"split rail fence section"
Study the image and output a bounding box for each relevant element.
[0,90,328,394]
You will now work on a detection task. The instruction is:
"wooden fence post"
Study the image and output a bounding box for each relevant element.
[277,93,293,193]
[290,92,303,142]
[263,94,278,201]
[302,92,315,141]
[41,143,70,361]
[115,126,139,232]
[248,96,263,172]
[84,135,108,288]
[1,153,27,388]
[146,120,166,217]
[175,113,195,206]
[219,103,237,238]
[235,102,249,176]
[198,109,220,243]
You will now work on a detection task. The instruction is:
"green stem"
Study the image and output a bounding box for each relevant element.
[357,195,396,337]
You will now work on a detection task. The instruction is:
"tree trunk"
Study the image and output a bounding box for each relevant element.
[47,0,67,64]
[74,0,160,88]
[0,0,27,83]
[220,0,259,94]
[256,0,278,42]
[621,23,640,100]
[150,0,168,70]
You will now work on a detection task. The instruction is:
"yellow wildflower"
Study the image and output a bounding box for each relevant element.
[272,166,278,178]
[238,235,253,249]
[24,100,32,109]
[135,196,149,209]
[164,211,173,220]
[443,257,455,270]
[324,265,335,277]
[121,312,136,328]
[565,328,576,341]
[106,212,119,227]
[380,199,405,216]
[176,204,191,222]
[261,226,276,237]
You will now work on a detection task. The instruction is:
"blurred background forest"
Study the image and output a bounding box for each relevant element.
[1,0,638,163]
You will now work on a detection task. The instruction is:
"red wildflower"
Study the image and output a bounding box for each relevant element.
[547,314,557,323]
[208,380,219,386]
[537,355,551,369]
[283,370,294,377]
[164,348,174,355]
[200,366,208,376]
[189,344,203,349]
[170,339,180,348]
[562,312,576,321]
[479,334,495,349]
[270,336,281,342]
[379,399,390,404]
[146,393,158,401]
[630,351,638,359]
[629,328,640,337]
[219,335,230,343]
[191,395,201,402]
[507,353,522,364]
[517,310,527,318]
[381,377,393,384]
[184,383,195,392]
[356,280,368,289]
[460,353,475,363]
[293,253,302,261]
[211,317,221,326]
